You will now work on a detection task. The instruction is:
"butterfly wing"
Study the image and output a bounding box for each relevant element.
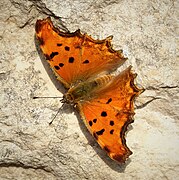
[77,67,143,163]
[35,17,126,88]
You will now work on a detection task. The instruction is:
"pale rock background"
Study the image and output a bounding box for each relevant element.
[0,0,178,179]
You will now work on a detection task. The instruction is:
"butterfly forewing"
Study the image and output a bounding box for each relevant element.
[35,18,126,88]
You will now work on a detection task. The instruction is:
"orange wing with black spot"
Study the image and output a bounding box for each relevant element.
[35,17,144,163]
[78,67,143,163]
[35,17,126,88]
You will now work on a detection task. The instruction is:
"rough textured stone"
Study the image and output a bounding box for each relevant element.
[0,0,178,179]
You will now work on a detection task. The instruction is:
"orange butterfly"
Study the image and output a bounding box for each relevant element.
[35,17,143,163]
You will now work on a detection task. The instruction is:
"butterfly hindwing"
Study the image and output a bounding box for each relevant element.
[77,67,143,163]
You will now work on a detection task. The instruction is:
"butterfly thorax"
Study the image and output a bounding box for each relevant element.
[63,74,114,104]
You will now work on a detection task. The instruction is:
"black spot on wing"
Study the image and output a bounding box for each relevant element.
[50,52,59,59]
[59,63,64,67]
[110,121,114,126]
[101,111,107,117]
[89,121,93,126]
[110,129,114,134]
[65,46,70,51]
[106,98,112,104]
[54,66,60,70]
[69,57,74,63]
[93,119,97,123]
[96,129,105,135]
[83,60,89,64]
[57,43,62,46]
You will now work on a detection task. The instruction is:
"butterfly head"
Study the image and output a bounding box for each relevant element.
[61,93,75,104]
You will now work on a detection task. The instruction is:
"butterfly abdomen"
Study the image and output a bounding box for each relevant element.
[93,75,114,88]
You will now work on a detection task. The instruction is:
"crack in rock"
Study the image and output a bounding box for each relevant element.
[136,97,162,109]
[0,162,53,174]
[32,0,69,32]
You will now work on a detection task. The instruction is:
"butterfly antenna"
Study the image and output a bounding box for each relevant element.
[32,96,65,125]
[33,96,63,99]
[49,104,65,125]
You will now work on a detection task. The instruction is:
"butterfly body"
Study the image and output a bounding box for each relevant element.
[63,74,113,104]
[35,17,143,163]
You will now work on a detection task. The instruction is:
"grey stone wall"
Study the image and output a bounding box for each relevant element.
[0,0,178,179]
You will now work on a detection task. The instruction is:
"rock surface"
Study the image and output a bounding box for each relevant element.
[0,0,178,179]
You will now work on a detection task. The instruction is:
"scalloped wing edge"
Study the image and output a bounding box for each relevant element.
[111,66,144,162]
[35,17,126,56]
[117,66,144,162]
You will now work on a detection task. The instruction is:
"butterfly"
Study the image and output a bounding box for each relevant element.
[35,17,143,163]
